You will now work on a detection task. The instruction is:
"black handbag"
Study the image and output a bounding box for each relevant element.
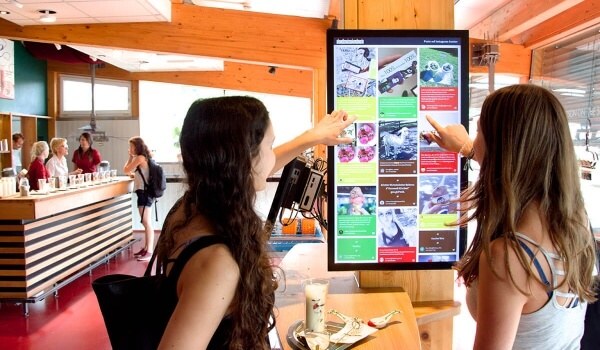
[92,235,229,350]
[581,232,600,350]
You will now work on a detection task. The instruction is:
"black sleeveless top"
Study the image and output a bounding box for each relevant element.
[161,235,234,349]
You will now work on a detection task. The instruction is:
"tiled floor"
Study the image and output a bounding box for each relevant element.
[0,233,476,349]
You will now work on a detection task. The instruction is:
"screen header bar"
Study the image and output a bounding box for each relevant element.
[334,37,462,46]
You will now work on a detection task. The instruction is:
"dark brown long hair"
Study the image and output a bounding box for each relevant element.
[128,136,152,159]
[156,96,276,349]
[75,132,95,162]
[455,84,596,302]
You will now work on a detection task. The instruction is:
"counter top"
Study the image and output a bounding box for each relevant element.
[0,177,133,220]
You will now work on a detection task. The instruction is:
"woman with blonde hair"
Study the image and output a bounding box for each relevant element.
[45,138,83,177]
[424,84,597,349]
[27,141,51,191]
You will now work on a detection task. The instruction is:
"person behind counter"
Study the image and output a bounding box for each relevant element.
[46,138,83,178]
[71,132,101,174]
[12,133,24,173]
[153,96,355,349]
[27,141,51,191]
[123,136,154,262]
[423,84,597,349]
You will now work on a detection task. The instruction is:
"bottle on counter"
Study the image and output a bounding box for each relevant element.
[1,177,16,197]
[19,177,29,197]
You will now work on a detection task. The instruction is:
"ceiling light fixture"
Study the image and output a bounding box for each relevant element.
[5,0,23,9]
[38,9,57,23]
[0,11,9,15]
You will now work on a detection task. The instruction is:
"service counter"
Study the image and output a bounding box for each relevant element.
[0,177,135,307]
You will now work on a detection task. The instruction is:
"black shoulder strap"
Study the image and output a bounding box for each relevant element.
[137,164,148,187]
[157,235,229,283]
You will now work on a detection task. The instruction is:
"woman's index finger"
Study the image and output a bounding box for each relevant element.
[425,115,442,131]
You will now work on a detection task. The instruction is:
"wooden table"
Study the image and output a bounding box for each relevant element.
[274,243,421,350]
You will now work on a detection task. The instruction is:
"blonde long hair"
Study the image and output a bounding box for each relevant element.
[456,84,596,302]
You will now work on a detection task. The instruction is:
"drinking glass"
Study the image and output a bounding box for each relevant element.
[92,172,99,185]
[69,174,76,189]
[58,176,67,190]
[38,178,48,193]
[110,169,117,181]
[77,174,85,188]
[302,278,329,332]
[48,177,56,192]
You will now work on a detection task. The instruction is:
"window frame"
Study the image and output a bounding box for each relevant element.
[59,74,132,118]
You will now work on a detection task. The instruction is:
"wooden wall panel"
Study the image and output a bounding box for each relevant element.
[0,194,133,298]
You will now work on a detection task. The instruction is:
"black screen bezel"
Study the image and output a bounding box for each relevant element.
[326,29,470,271]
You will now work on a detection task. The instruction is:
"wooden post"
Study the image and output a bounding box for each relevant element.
[342,1,458,349]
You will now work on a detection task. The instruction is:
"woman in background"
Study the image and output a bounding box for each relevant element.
[46,138,83,177]
[124,136,154,262]
[27,141,51,191]
[72,132,101,173]
[155,96,355,349]
[424,84,597,349]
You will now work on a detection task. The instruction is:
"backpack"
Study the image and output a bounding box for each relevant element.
[137,158,167,222]
[137,158,166,199]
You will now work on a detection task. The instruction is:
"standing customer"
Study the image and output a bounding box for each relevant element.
[46,138,83,177]
[124,136,154,262]
[27,141,51,191]
[71,132,101,173]
[11,133,24,173]
[424,84,597,349]
[154,96,355,349]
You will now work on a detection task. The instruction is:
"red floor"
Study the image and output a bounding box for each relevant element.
[0,233,285,350]
[0,241,147,350]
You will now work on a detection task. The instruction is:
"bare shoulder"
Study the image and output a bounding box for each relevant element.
[486,236,531,289]
[177,241,240,292]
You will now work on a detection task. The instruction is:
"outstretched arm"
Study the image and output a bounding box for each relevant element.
[423,115,479,163]
[272,110,357,174]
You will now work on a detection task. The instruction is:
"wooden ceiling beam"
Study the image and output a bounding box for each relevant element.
[517,0,600,49]
[469,0,583,42]
[0,3,330,69]
[47,60,312,98]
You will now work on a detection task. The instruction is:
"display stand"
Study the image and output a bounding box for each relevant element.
[342,1,460,349]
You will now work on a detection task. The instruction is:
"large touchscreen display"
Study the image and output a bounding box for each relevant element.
[326,29,469,271]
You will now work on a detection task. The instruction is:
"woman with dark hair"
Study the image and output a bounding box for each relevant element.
[71,132,101,173]
[424,84,597,349]
[155,96,354,349]
[124,136,154,261]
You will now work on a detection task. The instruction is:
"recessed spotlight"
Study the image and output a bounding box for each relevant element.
[0,11,10,15]
[38,9,57,23]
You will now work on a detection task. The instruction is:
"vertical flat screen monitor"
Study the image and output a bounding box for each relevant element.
[327,29,469,271]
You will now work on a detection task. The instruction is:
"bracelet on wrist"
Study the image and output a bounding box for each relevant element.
[458,141,472,158]
[463,147,475,171]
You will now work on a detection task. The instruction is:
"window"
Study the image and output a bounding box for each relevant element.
[59,74,132,118]
[530,26,600,233]
[138,81,312,163]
